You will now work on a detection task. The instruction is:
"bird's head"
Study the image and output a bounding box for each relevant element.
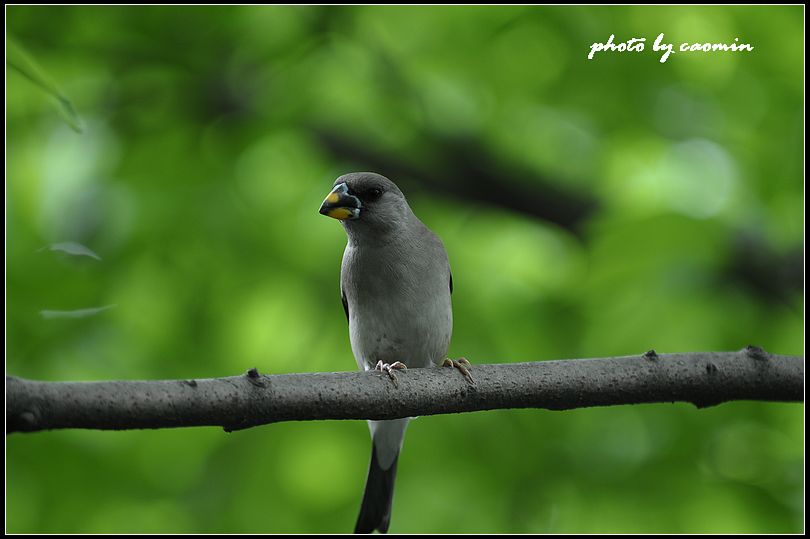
[319,172,413,239]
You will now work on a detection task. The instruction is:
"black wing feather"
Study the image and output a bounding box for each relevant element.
[449,271,453,295]
[341,288,349,322]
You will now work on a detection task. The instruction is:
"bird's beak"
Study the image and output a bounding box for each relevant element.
[319,182,362,220]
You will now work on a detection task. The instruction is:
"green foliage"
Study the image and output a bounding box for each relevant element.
[7,36,84,132]
[6,5,803,533]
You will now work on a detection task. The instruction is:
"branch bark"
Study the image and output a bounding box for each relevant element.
[6,348,803,434]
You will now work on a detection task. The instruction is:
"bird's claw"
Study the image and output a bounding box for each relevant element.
[375,360,407,386]
[443,357,475,385]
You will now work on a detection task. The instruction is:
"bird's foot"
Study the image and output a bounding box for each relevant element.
[375,360,407,386]
[443,357,475,385]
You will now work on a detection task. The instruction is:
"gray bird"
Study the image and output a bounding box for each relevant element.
[319,172,470,534]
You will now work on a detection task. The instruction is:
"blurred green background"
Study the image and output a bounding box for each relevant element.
[6,5,804,533]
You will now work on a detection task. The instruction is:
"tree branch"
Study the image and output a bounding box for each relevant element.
[6,348,803,435]
[312,127,599,235]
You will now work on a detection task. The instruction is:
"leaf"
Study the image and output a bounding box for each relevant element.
[40,304,116,320]
[6,36,84,133]
[42,241,102,260]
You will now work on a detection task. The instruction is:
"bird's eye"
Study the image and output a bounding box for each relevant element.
[365,188,383,201]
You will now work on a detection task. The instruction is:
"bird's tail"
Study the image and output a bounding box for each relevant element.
[355,419,409,534]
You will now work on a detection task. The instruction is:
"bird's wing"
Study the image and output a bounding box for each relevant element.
[341,286,350,322]
[449,270,453,295]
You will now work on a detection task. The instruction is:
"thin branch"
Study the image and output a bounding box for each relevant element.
[6,348,803,434]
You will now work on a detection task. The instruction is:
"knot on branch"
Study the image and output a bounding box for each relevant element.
[744,345,768,361]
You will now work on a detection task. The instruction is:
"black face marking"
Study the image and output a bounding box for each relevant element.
[356,186,384,203]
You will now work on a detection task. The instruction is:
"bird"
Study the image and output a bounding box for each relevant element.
[319,172,471,534]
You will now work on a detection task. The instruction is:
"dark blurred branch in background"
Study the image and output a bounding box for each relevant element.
[314,128,803,305]
[313,127,600,234]
[7,347,803,435]
[724,233,804,306]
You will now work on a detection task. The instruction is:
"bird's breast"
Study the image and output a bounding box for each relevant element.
[343,247,452,371]
[348,292,452,370]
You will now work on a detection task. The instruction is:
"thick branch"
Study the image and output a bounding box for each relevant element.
[6,348,803,434]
